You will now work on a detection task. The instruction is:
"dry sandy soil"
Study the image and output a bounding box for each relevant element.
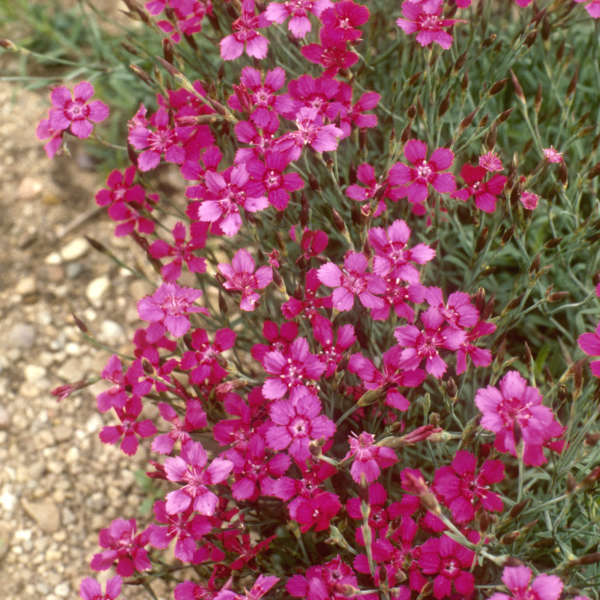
[0,7,173,596]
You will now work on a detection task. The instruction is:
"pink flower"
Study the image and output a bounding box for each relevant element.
[287,556,358,599]
[137,283,207,338]
[164,440,233,515]
[418,535,475,599]
[317,251,386,312]
[574,0,600,18]
[35,117,63,158]
[218,248,273,311]
[265,0,331,38]
[80,576,122,600]
[301,32,359,78]
[578,322,600,377]
[479,151,503,172]
[151,399,207,455]
[220,0,270,60]
[389,139,456,213]
[90,518,151,576]
[488,565,563,600]
[344,431,398,485]
[453,164,507,213]
[396,1,462,50]
[520,190,539,210]
[320,1,370,43]
[433,450,504,523]
[266,388,336,462]
[46,81,109,138]
[542,146,564,163]
[474,370,564,465]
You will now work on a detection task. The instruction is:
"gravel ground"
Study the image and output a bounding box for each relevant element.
[0,81,167,599]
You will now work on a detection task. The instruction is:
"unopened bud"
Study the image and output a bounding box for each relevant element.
[529,253,541,275]
[566,67,579,98]
[496,107,514,124]
[524,29,537,47]
[72,312,88,333]
[459,108,477,133]
[331,209,346,233]
[509,498,530,518]
[488,78,507,96]
[566,473,577,494]
[510,70,526,103]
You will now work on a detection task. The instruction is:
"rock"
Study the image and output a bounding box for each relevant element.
[54,582,70,597]
[7,322,36,349]
[0,405,9,430]
[45,252,61,265]
[86,276,110,307]
[15,276,36,296]
[65,262,83,279]
[0,489,17,513]
[21,499,61,534]
[86,414,104,433]
[60,237,88,261]
[98,320,125,346]
[17,176,43,200]
[24,364,47,383]
[0,521,12,561]
[53,424,71,443]
[56,358,83,381]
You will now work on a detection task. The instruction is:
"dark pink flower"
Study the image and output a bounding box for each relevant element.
[47,81,109,138]
[574,0,600,17]
[543,146,564,163]
[396,1,462,50]
[146,0,212,42]
[578,322,600,376]
[301,34,359,78]
[320,1,370,42]
[128,105,185,171]
[137,283,207,338]
[520,190,539,210]
[453,164,507,213]
[180,327,236,386]
[295,491,342,532]
[164,440,233,515]
[266,388,335,462]
[220,0,270,60]
[418,535,475,599]
[475,370,564,465]
[152,400,207,455]
[96,356,152,413]
[389,139,456,213]
[344,431,397,485]
[150,221,208,282]
[488,565,563,600]
[80,576,122,600]
[99,395,157,456]
[313,315,356,377]
[317,251,386,312]
[90,518,151,576]
[287,555,358,599]
[218,248,273,311]
[433,450,504,523]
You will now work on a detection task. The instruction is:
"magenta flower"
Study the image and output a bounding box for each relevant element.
[90,518,151,576]
[578,322,600,377]
[317,251,386,312]
[396,1,463,50]
[475,370,564,465]
[344,431,398,485]
[433,450,504,524]
[479,151,504,172]
[46,81,109,138]
[80,576,122,600]
[137,283,207,337]
[35,117,63,158]
[266,388,336,463]
[99,395,157,456]
[265,0,331,38]
[149,221,208,282]
[180,327,236,386]
[301,33,359,78]
[218,248,273,311]
[146,0,212,42]
[287,555,358,599]
[320,1,370,42]
[147,500,212,563]
[128,105,185,172]
[418,535,475,599]
[220,0,270,60]
[542,146,564,163]
[164,440,233,515]
[520,190,539,210]
[488,565,563,600]
[389,139,456,212]
[453,164,507,213]
[151,399,207,455]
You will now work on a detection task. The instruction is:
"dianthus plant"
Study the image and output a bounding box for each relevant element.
[38,0,600,598]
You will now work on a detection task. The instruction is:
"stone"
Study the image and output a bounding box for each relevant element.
[21,498,61,534]
[65,262,83,279]
[45,252,61,265]
[24,364,47,382]
[54,582,70,597]
[15,276,36,296]
[98,320,125,346]
[7,322,36,349]
[86,276,110,307]
[0,521,12,561]
[0,489,17,513]
[60,237,88,261]
[0,405,9,430]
